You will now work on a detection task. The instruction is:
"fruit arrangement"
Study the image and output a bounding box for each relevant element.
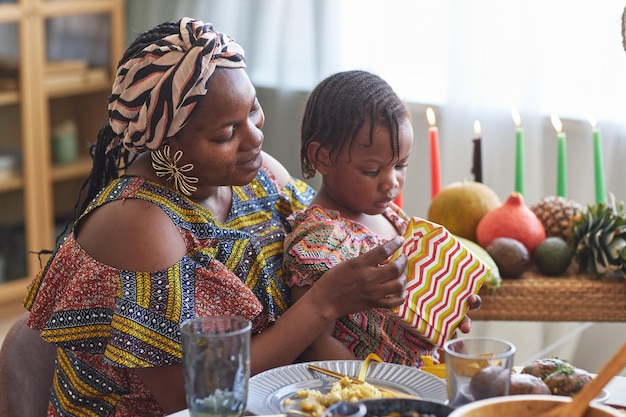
[427,181,626,282]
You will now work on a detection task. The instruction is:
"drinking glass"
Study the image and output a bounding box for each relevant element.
[444,337,516,408]
[181,316,251,417]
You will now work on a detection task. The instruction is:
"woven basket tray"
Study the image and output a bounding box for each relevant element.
[470,269,626,322]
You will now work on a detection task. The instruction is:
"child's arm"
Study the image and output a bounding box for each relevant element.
[290,285,356,361]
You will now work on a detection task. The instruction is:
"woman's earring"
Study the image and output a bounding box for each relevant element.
[151,145,199,196]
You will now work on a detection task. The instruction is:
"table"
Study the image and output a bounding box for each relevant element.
[166,376,626,416]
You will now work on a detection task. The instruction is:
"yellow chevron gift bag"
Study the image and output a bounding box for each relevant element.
[390,217,490,347]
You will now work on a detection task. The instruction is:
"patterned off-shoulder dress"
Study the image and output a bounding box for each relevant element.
[23,167,314,417]
[283,205,435,368]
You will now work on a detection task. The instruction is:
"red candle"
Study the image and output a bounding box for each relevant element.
[393,192,403,208]
[427,107,441,199]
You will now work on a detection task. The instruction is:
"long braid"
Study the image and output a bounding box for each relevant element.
[300,70,409,179]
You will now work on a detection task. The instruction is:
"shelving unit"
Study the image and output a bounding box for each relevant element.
[0,0,125,318]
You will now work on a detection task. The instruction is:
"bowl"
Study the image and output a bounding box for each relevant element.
[361,398,454,417]
[448,394,623,417]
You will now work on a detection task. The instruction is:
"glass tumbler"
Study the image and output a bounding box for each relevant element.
[181,316,251,417]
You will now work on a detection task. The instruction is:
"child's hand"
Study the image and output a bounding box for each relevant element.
[457,294,482,334]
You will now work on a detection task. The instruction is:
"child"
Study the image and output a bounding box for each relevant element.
[283,70,436,367]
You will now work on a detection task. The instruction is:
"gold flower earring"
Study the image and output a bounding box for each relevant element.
[151,145,199,196]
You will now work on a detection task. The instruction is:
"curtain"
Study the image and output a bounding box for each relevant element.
[126,0,626,370]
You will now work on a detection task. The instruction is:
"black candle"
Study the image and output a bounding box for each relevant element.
[471,120,482,183]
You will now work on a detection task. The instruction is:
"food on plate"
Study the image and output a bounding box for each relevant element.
[468,365,510,400]
[543,365,593,396]
[521,358,593,396]
[285,376,392,417]
[520,358,569,379]
[509,372,551,395]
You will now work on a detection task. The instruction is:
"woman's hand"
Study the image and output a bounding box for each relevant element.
[308,236,408,320]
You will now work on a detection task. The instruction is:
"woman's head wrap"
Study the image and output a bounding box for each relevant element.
[107,17,246,154]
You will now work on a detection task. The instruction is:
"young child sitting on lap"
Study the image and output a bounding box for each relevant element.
[283,70,436,367]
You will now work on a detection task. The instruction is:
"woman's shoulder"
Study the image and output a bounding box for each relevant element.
[76,180,187,272]
[260,151,290,188]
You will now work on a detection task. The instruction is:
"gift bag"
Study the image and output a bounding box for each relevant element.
[390,217,490,346]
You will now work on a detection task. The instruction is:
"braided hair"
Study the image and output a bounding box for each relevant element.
[300,70,410,179]
[73,21,180,219]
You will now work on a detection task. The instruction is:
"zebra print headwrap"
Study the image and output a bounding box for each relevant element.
[106,17,246,154]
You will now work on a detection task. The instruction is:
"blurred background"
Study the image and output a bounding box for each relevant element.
[124,0,626,218]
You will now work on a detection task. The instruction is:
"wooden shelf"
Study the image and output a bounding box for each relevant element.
[0,4,21,23]
[0,157,92,194]
[0,170,23,192]
[51,157,92,182]
[46,68,110,98]
[0,0,125,321]
[0,90,19,106]
[471,269,626,322]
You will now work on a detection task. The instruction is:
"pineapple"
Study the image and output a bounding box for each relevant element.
[569,197,626,278]
[530,196,584,241]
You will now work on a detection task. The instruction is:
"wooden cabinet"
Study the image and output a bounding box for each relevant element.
[0,0,125,317]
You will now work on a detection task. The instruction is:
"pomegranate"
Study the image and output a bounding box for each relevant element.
[476,192,546,255]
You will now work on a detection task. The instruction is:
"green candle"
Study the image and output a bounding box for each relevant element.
[512,109,524,195]
[592,125,606,205]
[552,114,567,198]
[557,131,567,197]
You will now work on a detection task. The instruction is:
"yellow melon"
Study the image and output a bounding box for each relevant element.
[427,180,501,243]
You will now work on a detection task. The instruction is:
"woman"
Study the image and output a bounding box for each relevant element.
[23,18,408,416]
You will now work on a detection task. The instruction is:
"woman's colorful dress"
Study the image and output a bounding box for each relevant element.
[23,167,314,417]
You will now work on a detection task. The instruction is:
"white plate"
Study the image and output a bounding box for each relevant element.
[247,360,447,415]
[595,389,611,403]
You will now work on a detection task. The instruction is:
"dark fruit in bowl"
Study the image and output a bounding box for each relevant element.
[486,237,531,278]
[534,237,574,276]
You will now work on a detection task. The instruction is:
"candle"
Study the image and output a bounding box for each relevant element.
[589,116,606,205]
[427,107,441,199]
[393,192,403,208]
[551,114,567,198]
[512,108,524,195]
[472,120,482,183]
